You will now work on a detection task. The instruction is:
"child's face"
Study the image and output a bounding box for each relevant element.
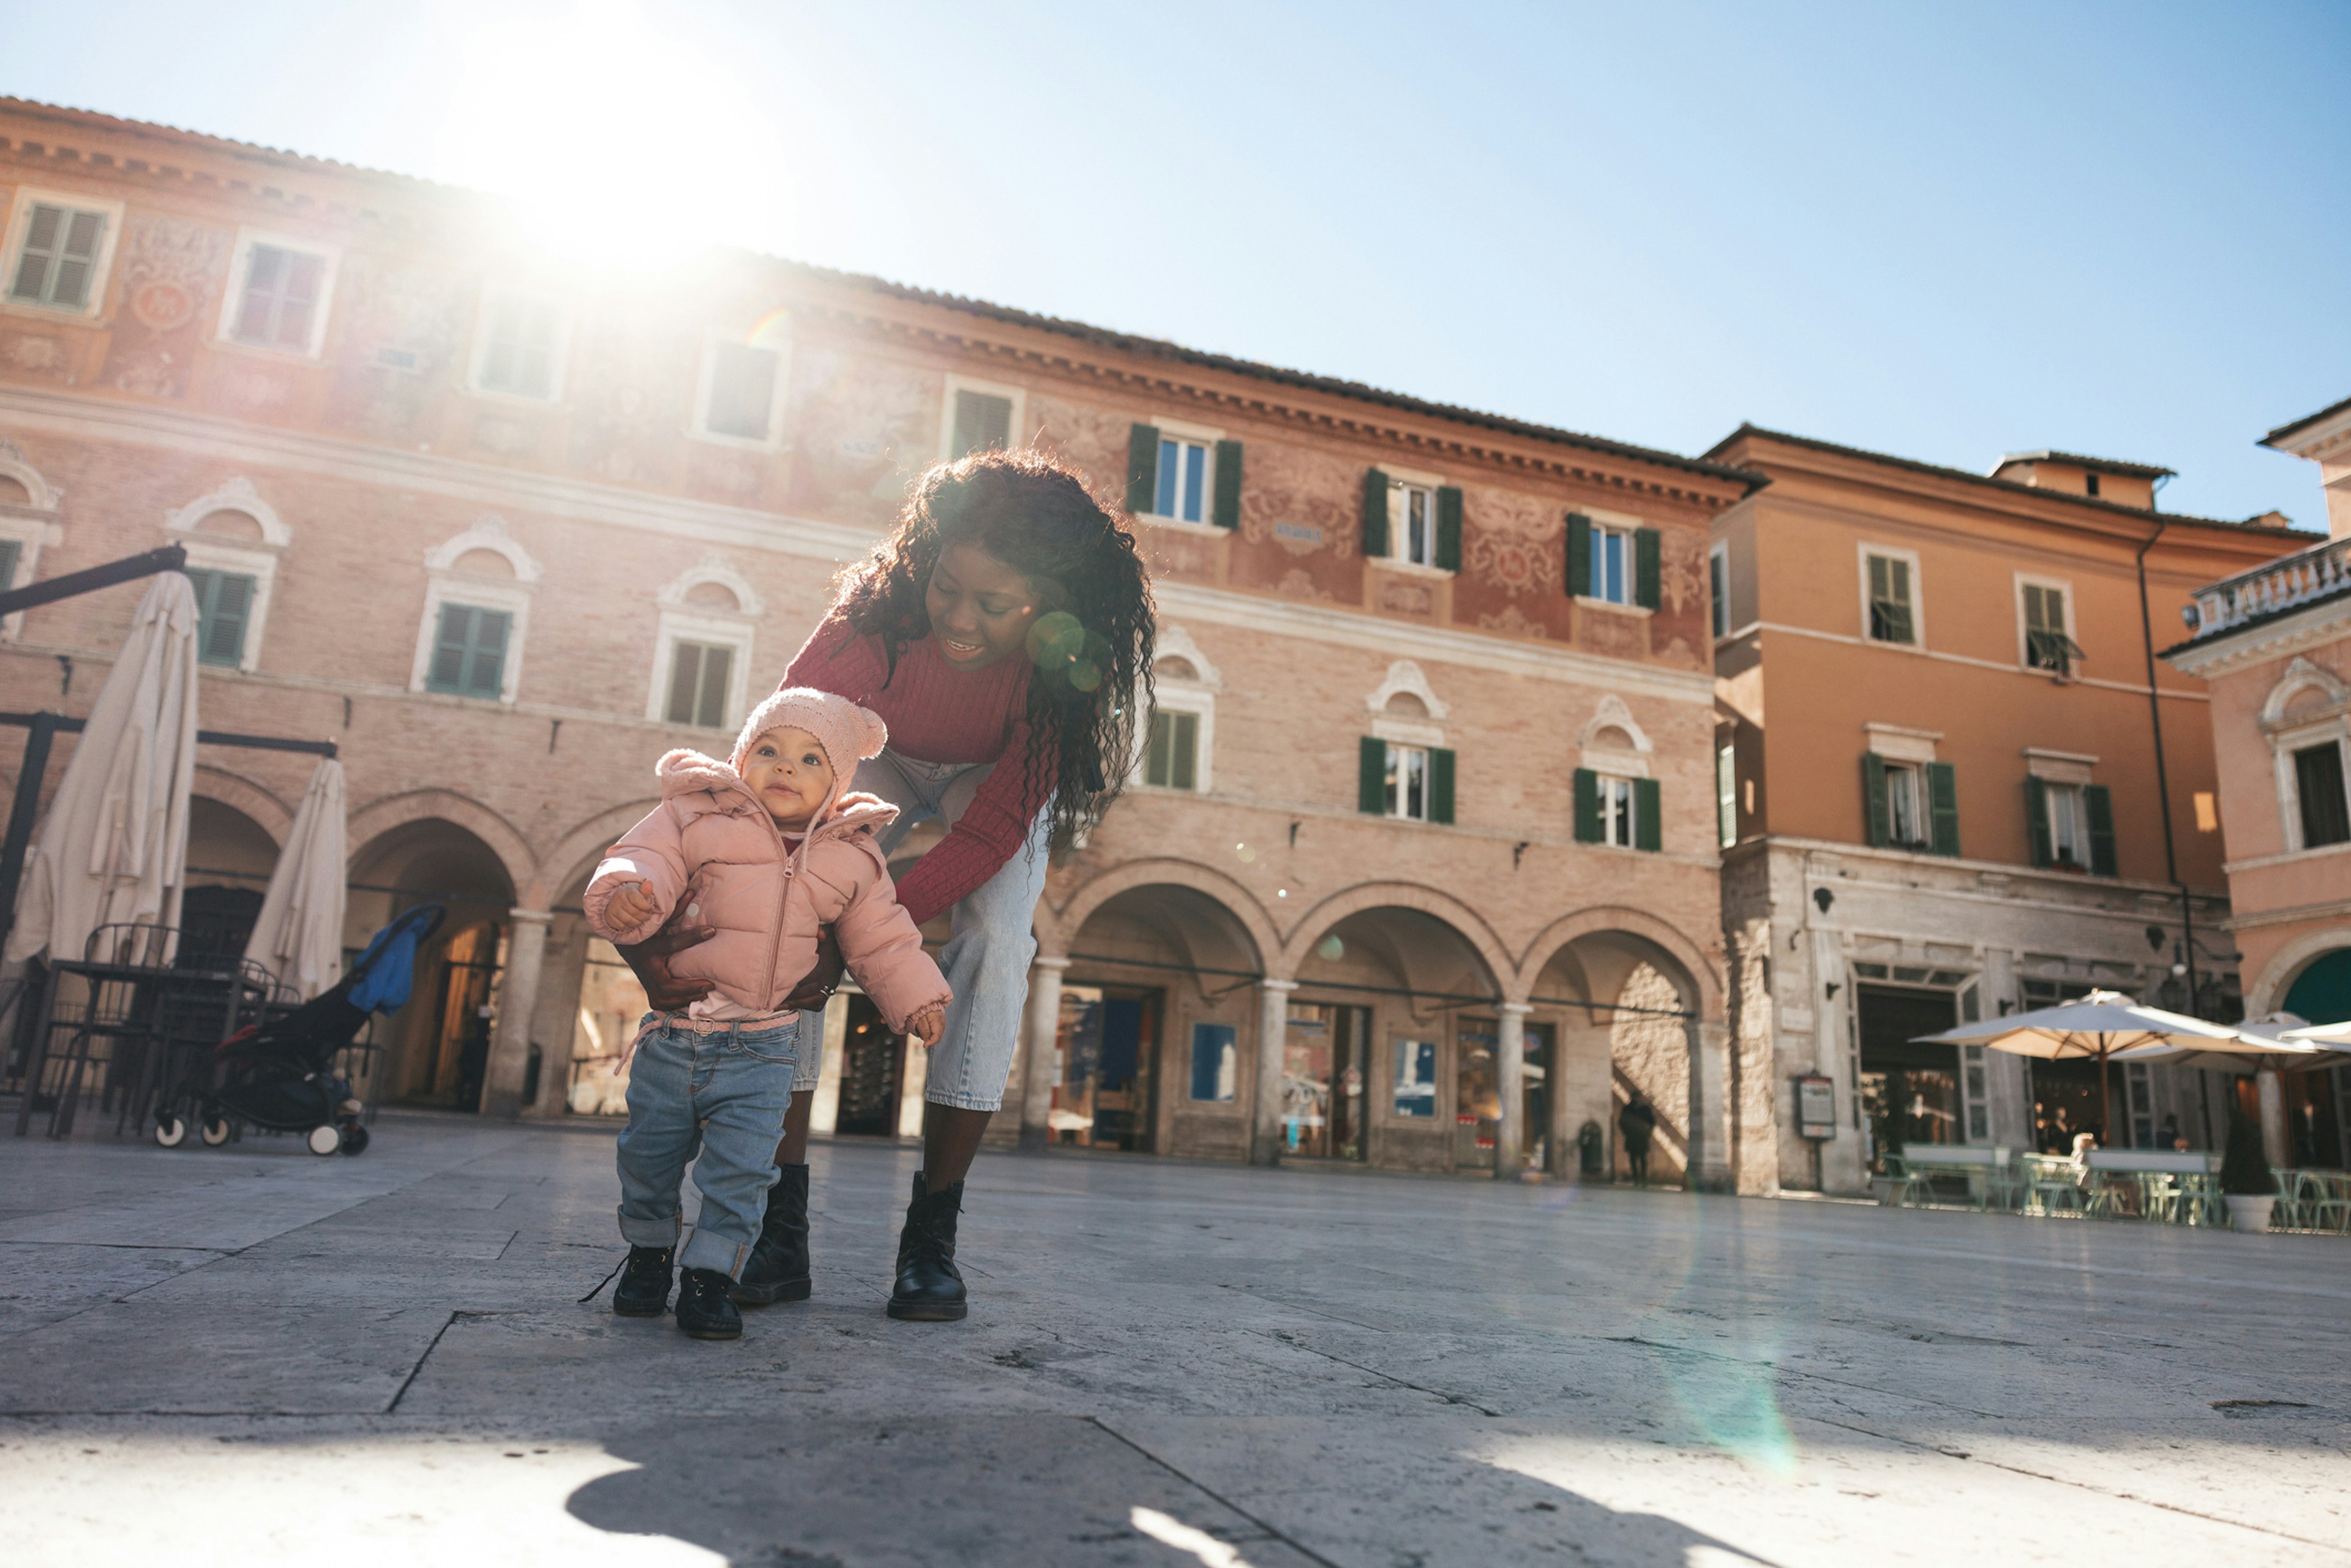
[740,726,833,830]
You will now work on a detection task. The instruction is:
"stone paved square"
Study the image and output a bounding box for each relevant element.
[1,1114,2345,1566]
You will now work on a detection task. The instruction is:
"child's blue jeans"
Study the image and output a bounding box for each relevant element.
[615,1015,799,1277]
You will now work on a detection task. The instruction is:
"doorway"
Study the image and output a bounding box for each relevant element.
[1856,983,1959,1169]
[428,923,500,1109]
[1051,983,1161,1151]
[1281,1001,1368,1160]
[834,994,904,1138]
[1456,1019,1500,1171]
[2028,1057,2108,1152]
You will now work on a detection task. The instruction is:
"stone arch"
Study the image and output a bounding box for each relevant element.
[0,438,61,511]
[1362,659,1449,719]
[2262,655,2348,725]
[191,765,293,844]
[658,553,765,620]
[424,516,542,583]
[1513,904,1722,1021]
[1154,624,1222,688]
[1044,858,1278,971]
[2248,925,2351,1018]
[1280,881,1513,996]
[347,789,538,906]
[544,798,662,902]
[163,476,291,547]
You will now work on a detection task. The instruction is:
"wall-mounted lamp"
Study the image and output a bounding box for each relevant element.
[1824,981,1841,1001]
[1813,887,1834,915]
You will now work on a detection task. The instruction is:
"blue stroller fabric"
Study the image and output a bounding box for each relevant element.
[348,906,434,1013]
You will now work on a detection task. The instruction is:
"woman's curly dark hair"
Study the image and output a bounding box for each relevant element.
[832,448,1156,850]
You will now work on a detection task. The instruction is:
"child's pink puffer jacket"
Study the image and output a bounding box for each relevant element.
[583,749,950,1032]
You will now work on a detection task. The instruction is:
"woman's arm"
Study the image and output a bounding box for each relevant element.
[617,921,844,1011]
[890,714,1054,928]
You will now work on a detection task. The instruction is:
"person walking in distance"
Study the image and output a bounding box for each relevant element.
[619,449,1155,1321]
[1620,1093,1657,1187]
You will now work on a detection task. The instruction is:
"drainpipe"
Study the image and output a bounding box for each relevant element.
[2134,522,2200,1015]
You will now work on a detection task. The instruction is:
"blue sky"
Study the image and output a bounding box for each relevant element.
[6,0,2345,525]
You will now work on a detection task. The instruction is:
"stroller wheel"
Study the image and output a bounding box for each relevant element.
[154,1114,187,1148]
[339,1124,370,1156]
[200,1116,232,1147]
[307,1124,341,1157]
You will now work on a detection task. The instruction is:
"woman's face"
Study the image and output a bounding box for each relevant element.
[925,542,1041,671]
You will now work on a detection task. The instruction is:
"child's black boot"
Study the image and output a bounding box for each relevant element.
[676,1267,743,1340]
[732,1163,812,1306]
[612,1245,673,1317]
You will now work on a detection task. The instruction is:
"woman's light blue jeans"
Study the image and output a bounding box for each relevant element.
[617,1016,800,1277]
[791,748,1048,1114]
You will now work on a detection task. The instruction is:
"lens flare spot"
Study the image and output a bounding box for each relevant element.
[1316,934,1344,961]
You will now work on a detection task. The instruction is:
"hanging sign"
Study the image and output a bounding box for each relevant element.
[1796,1074,1837,1140]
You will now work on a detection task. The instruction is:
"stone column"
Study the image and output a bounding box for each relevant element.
[1250,978,1298,1167]
[481,907,553,1120]
[1495,1001,1531,1176]
[527,914,590,1117]
[1018,956,1070,1151]
[2257,1068,2289,1170]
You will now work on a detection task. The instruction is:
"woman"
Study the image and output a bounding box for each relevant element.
[621,448,1154,1321]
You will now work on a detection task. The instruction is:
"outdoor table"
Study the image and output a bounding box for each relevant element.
[2020,1153,2088,1216]
[12,957,261,1138]
[1890,1145,2020,1210]
[2082,1149,2223,1226]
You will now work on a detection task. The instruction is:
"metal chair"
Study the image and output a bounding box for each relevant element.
[2022,1154,2087,1217]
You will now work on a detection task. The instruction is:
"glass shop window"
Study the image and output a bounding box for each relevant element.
[1189,1022,1237,1103]
[1281,1002,1368,1160]
[1392,1037,1438,1119]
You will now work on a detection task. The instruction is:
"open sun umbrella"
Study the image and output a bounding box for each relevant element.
[4,572,200,966]
[242,756,347,1000]
[2114,1013,2351,1076]
[1915,989,2245,1146]
[2280,1017,2351,1047]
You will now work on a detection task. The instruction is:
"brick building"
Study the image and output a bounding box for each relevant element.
[0,100,1763,1184]
[1708,427,2304,1194]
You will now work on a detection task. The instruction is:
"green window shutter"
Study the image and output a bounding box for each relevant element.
[428,604,471,692]
[1428,747,1455,825]
[1125,424,1159,514]
[1926,761,1960,857]
[1634,527,1662,610]
[1212,440,1243,529]
[1361,469,1390,558]
[696,644,731,727]
[1862,752,1891,848]
[666,643,703,725]
[466,608,510,696]
[2025,776,2052,868]
[0,539,19,593]
[1171,711,1198,790]
[1573,768,1602,842]
[197,571,253,667]
[1434,486,1463,572]
[1358,736,1387,814]
[2085,784,2117,876]
[951,391,1012,458]
[1633,777,1662,852]
[1566,513,1592,598]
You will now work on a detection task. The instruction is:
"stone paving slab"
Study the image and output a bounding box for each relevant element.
[0,1109,2345,1565]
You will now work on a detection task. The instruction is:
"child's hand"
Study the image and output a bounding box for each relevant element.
[604,880,659,931]
[909,1008,946,1048]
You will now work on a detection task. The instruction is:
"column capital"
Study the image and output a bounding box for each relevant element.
[1032,954,1074,972]
[1258,977,1300,992]
[508,907,555,925]
[1498,1000,1535,1016]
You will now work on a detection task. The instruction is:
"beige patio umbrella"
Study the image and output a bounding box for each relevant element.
[2113,1014,2351,1076]
[2280,1017,2351,1047]
[1916,989,2245,1147]
[4,572,200,966]
[242,756,347,1000]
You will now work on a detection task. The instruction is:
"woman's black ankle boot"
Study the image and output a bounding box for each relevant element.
[675,1267,742,1340]
[732,1163,812,1306]
[888,1171,967,1321]
[612,1245,674,1317]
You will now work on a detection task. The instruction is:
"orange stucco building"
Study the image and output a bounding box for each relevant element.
[2164,394,2351,1168]
[1708,427,2304,1194]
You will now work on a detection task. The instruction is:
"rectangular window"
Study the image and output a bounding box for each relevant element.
[703,343,779,440]
[1709,545,1730,638]
[1866,553,1916,645]
[1962,1043,1990,1143]
[2295,741,2351,849]
[426,603,511,697]
[1385,742,1429,822]
[1398,484,1436,566]
[1717,742,1736,848]
[231,244,326,352]
[2022,582,2080,673]
[1597,773,1636,847]
[1188,1022,1237,1103]
[1155,436,1210,523]
[1884,761,1925,847]
[2044,781,2090,868]
[1392,1038,1438,1118]
[1587,522,1632,605]
[8,202,107,310]
[1144,708,1198,790]
[950,389,1013,459]
[478,294,560,399]
[183,568,256,668]
[664,640,733,729]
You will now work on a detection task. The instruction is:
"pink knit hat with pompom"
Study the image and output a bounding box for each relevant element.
[731,688,888,820]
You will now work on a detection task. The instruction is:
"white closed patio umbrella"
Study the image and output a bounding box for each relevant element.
[1916,989,2245,1148]
[2280,1017,2351,1047]
[242,756,347,1000]
[2113,1014,2351,1076]
[4,572,200,967]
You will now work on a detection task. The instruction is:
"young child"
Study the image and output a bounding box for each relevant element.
[584,688,950,1340]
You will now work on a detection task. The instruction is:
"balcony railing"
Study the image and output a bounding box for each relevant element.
[2180,533,2351,640]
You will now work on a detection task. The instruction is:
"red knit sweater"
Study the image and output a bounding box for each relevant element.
[784,617,1051,927]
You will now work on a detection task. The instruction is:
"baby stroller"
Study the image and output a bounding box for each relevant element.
[156,904,446,1156]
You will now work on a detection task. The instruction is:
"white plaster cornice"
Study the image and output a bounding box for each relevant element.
[2167,595,2351,678]
[1153,580,1715,703]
